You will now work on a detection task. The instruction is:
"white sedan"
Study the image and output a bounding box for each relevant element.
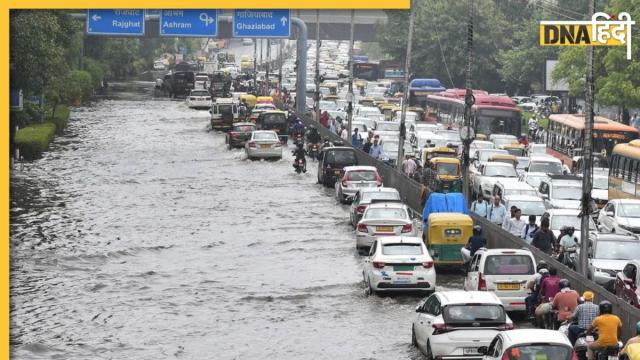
[245,131,283,160]
[355,202,416,254]
[479,329,573,360]
[598,199,640,235]
[363,236,435,295]
[186,90,212,109]
[412,291,513,359]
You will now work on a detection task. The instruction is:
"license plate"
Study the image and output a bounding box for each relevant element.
[497,283,520,290]
[608,356,618,360]
[376,226,393,232]
[393,265,414,271]
[463,348,478,355]
[393,278,411,284]
[260,144,270,149]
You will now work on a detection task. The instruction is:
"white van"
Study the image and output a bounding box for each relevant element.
[210,98,239,131]
[463,248,536,312]
[527,155,564,175]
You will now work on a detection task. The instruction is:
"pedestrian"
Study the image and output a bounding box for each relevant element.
[340,126,349,141]
[369,137,382,159]
[402,153,417,177]
[503,205,518,228]
[320,111,330,128]
[504,208,526,237]
[567,291,599,346]
[488,195,507,226]
[329,118,336,134]
[470,193,489,218]
[362,136,372,154]
[531,217,556,255]
[521,215,539,244]
[351,128,363,148]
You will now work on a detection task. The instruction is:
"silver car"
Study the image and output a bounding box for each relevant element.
[355,202,417,254]
[335,166,382,204]
[587,233,640,291]
[349,187,401,227]
[245,131,283,160]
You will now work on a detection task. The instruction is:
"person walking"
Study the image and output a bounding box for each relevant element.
[402,153,417,177]
[369,137,382,159]
[470,193,489,218]
[531,217,556,255]
[521,215,539,244]
[362,136,372,154]
[504,208,526,237]
[351,128,363,148]
[487,195,507,226]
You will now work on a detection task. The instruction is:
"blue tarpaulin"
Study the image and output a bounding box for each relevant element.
[422,192,468,227]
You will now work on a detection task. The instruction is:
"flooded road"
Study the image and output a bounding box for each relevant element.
[11,82,466,360]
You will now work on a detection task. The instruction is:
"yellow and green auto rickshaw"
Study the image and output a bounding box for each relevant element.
[240,94,257,109]
[499,143,526,157]
[379,104,399,121]
[424,157,463,193]
[421,146,458,169]
[425,213,474,266]
[488,154,518,168]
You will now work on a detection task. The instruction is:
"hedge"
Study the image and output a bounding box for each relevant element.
[49,106,70,134]
[14,122,57,160]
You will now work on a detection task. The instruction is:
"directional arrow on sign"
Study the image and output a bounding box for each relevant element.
[92,14,101,21]
[281,16,287,26]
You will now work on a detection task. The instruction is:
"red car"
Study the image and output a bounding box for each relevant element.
[614,260,640,308]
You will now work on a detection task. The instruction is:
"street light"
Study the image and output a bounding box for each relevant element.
[396,0,415,170]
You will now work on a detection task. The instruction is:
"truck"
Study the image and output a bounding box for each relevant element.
[161,71,195,98]
[208,71,230,98]
[209,98,239,131]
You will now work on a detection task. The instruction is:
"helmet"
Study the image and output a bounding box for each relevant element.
[599,300,612,314]
[473,225,482,236]
[565,226,575,235]
[636,321,640,336]
[309,124,316,130]
[296,142,304,149]
[323,137,330,142]
[558,279,571,290]
[536,261,548,272]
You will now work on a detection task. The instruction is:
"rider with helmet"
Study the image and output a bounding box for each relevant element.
[292,141,307,173]
[551,279,580,322]
[306,125,321,149]
[587,301,622,356]
[526,261,550,319]
[465,225,487,258]
[621,321,640,359]
[558,226,578,265]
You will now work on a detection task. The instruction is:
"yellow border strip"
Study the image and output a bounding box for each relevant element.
[8,1,410,9]
[1,5,8,360]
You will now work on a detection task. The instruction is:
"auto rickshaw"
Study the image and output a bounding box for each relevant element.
[421,146,458,169]
[488,154,518,168]
[423,157,462,193]
[386,97,401,105]
[358,97,376,107]
[240,94,257,109]
[323,94,339,102]
[475,134,488,141]
[257,110,289,143]
[321,81,338,95]
[380,104,399,121]
[256,96,274,105]
[407,106,425,122]
[425,213,473,265]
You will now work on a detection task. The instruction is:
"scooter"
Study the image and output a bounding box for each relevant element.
[293,158,306,174]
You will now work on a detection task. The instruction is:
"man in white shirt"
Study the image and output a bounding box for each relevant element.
[402,153,417,177]
[488,195,507,226]
[504,208,526,237]
[471,193,489,218]
[521,215,539,244]
[340,126,349,141]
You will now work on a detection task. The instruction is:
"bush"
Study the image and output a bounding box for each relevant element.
[67,70,93,99]
[48,105,70,134]
[14,122,57,160]
[84,57,109,89]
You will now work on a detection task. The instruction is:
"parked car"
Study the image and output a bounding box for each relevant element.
[317,147,358,187]
[479,329,573,360]
[334,166,382,204]
[225,122,256,149]
[598,199,640,235]
[244,130,283,160]
[355,202,416,254]
[615,260,640,309]
[186,89,212,109]
[412,291,513,359]
[362,236,435,295]
[587,233,640,291]
[463,248,536,312]
[349,187,401,227]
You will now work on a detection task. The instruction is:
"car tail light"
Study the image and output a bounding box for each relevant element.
[230,132,237,139]
[478,273,487,291]
[571,351,579,360]
[431,323,450,335]
[357,223,368,233]
[401,224,412,233]
[375,175,383,187]
[372,261,385,269]
[342,179,349,187]
[422,261,433,268]
[356,205,367,214]
[499,323,514,330]
[248,141,256,148]
[275,141,282,147]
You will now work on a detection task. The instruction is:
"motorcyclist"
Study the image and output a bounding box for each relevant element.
[292,141,307,173]
[529,115,538,138]
[551,279,579,324]
[558,226,578,266]
[238,100,248,120]
[587,301,622,358]
[621,321,640,359]
[320,137,332,151]
[292,120,306,138]
[306,125,321,148]
[526,262,549,319]
[568,291,599,346]
[465,225,487,258]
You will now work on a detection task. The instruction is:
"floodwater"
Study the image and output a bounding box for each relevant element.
[11,82,479,360]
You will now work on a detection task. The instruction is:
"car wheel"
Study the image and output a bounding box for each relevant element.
[411,326,417,346]
[365,279,375,296]
[227,142,232,150]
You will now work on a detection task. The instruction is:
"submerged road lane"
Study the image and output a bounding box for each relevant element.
[11,82,465,360]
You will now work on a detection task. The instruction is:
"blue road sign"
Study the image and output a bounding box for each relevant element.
[160,10,218,37]
[233,9,291,38]
[86,10,145,36]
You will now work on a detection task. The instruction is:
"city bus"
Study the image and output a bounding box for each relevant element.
[546,114,639,165]
[609,140,640,200]
[424,90,522,138]
[408,78,446,108]
[352,62,379,81]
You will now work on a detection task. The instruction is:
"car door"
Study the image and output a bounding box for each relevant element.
[416,295,440,348]
[363,240,377,282]
[483,336,504,359]
[619,263,638,306]
[464,254,482,291]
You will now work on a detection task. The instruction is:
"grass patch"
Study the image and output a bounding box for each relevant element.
[522,111,549,129]
[14,123,57,160]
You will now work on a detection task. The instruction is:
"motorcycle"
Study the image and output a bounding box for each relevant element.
[293,158,306,174]
[593,342,623,360]
[559,322,588,360]
[308,143,320,161]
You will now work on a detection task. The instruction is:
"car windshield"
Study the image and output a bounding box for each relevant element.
[484,255,534,275]
[525,175,546,188]
[484,165,517,177]
[382,243,423,255]
[262,114,286,126]
[326,150,357,166]
[593,177,608,190]
[504,345,572,360]
[377,123,400,131]
[516,158,530,169]
[619,203,640,218]
[347,170,377,181]
[479,150,508,162]
[505,188,537,197]
[233,125,255,132]
[595,241,640,260]
[511,201,546,215]
[253,132,277,140]
[438,131,459,141]
[505,148,525,156]
[553,186,581,200]
[363,191,400,202]
[218,105,234,114]
[550,215,595,231]
[443,304,505,323]
[529,161,563,175]
[191,90,209,96]
[492,137,518,148]
[364,208,408,220]
[437,163,458,176]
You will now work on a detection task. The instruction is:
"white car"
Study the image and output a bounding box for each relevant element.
[598,199,640,235]
[373,121,400,138]
[352,116,377,131]
[479,329,573,360]
[349,187,401,227]
[463,248,536,312]
[335,166,382,203]
[537,175,582,210]
[471,140,495,156]
[503,195,547,223]
[412,291,513,359]
[355,202,416,254]
[527,143,547,156]
[472,162,520,199]
[489,134,518,149]
[363,236,435,295]
[493,181,538,202]
[245,131,283,160]
[591,174,609,209]
[186,90,212,109]
[546,208,596,242]
[527,155,564,175]
[519,171,548,189]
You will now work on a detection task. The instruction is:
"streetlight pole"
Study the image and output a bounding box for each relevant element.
[579,0,595,277]
[266,39,271,94]
[461,0,475,203]
[253,38,258,94]
[315,10,321,123]
[347,10,355,145]
[279,39,283,93]
[396,0,415,169]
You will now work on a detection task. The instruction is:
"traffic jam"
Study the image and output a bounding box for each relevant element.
[186,34,640,360]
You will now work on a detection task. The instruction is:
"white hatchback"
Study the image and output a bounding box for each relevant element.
[355,202,416,254]
[335,166,382,204]
[245,131,283,160]
[412,291,513,360]
[363,236,435,295]
[463,248,536,312]
[480,329,573,360]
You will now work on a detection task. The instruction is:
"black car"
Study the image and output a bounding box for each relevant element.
[226,122,256,149]
[163,71,195,98]
[257,111,289,144]
[317,147,358,187]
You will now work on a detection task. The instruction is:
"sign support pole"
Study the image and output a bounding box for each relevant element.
[315,10,321,123]
[462,0,475,204]
[396,0,415,170]
[347,10,355,146]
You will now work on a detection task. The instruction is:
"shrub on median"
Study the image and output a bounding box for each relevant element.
[14,122,57,160]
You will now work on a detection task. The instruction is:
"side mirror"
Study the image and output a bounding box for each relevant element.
[606,211,614,217]
[624,278,635,287]
[415,305,422,313]
[524,167,529,172]
[477,346,488,355]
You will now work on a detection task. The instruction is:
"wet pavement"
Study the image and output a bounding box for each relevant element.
[11,82,490,360]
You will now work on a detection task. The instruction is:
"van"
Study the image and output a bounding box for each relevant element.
[527,155,564,175]
[317,147,358,187]
[463,248,536,312]
[210,98,239,131]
